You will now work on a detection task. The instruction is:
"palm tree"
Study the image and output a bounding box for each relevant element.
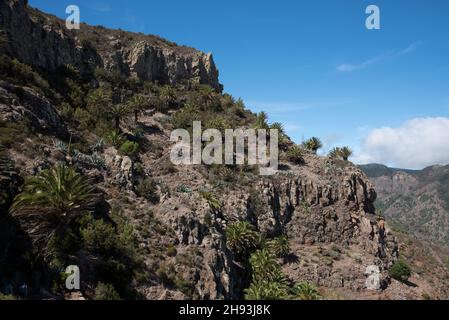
[86,88,112,121]
[266,236,290,258]
[293,282,322,300]
[10,163,98,245]
[249,249,286,283]
[329,146,352,161]
[200,85,218,110]
[270,122,285,135]
[302,137,323,154]
[244,280,289,300]
[110,103,129,131]
[328,147,342,159]
[253,112,269,130]
[159,85,176,108]
[128,94,147,124]
[226,221,260,258]
[340,146,353,161]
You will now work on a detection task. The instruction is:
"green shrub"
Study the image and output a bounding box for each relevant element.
[292,282,322,300]
[389,260,412,282]
[118,141,139,158]
[135,179,160,204]
[81,219,117,255]
[286,145,304,164]
[94,282,121,300]
[0,293,16,300]
[74,108,93,130]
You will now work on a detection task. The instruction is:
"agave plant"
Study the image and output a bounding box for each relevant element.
[10,163,98,245]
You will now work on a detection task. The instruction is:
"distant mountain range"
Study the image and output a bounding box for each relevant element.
[360,163,449,248]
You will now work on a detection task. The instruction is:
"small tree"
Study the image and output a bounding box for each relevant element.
[253,112,269,130]
[94,282,121,300]
[340,146,353,161]
[302,137,323,154]
[110,103,129,131]
[128,95,147,124]
[389,260,411,283]
[329,146,352,161]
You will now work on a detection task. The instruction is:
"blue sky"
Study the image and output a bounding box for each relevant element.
[29,0,449,168]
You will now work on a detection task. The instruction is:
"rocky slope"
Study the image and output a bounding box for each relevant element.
[360,164,449,248]
[1,0,448,300]
[0,0,222,91]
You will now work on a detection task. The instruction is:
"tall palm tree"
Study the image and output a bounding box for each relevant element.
[128,94,147,124]
[10,163,98,245]
[110,103,129,131]
[303,137,323,154]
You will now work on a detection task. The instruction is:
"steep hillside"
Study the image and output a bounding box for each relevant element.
[360,164,449,247]
[1,0,448,300]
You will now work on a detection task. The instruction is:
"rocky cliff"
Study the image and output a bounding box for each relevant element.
[0,0,222,91]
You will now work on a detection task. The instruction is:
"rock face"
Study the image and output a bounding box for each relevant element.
[216,159,398,292]
[0,0,222,91]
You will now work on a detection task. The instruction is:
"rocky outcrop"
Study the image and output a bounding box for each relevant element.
[0,81,68,137]
[0,0,222,91]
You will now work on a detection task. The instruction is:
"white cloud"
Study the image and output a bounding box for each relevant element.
[354,117,449,169]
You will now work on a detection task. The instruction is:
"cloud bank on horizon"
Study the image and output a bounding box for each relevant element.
[354,117,449,169]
